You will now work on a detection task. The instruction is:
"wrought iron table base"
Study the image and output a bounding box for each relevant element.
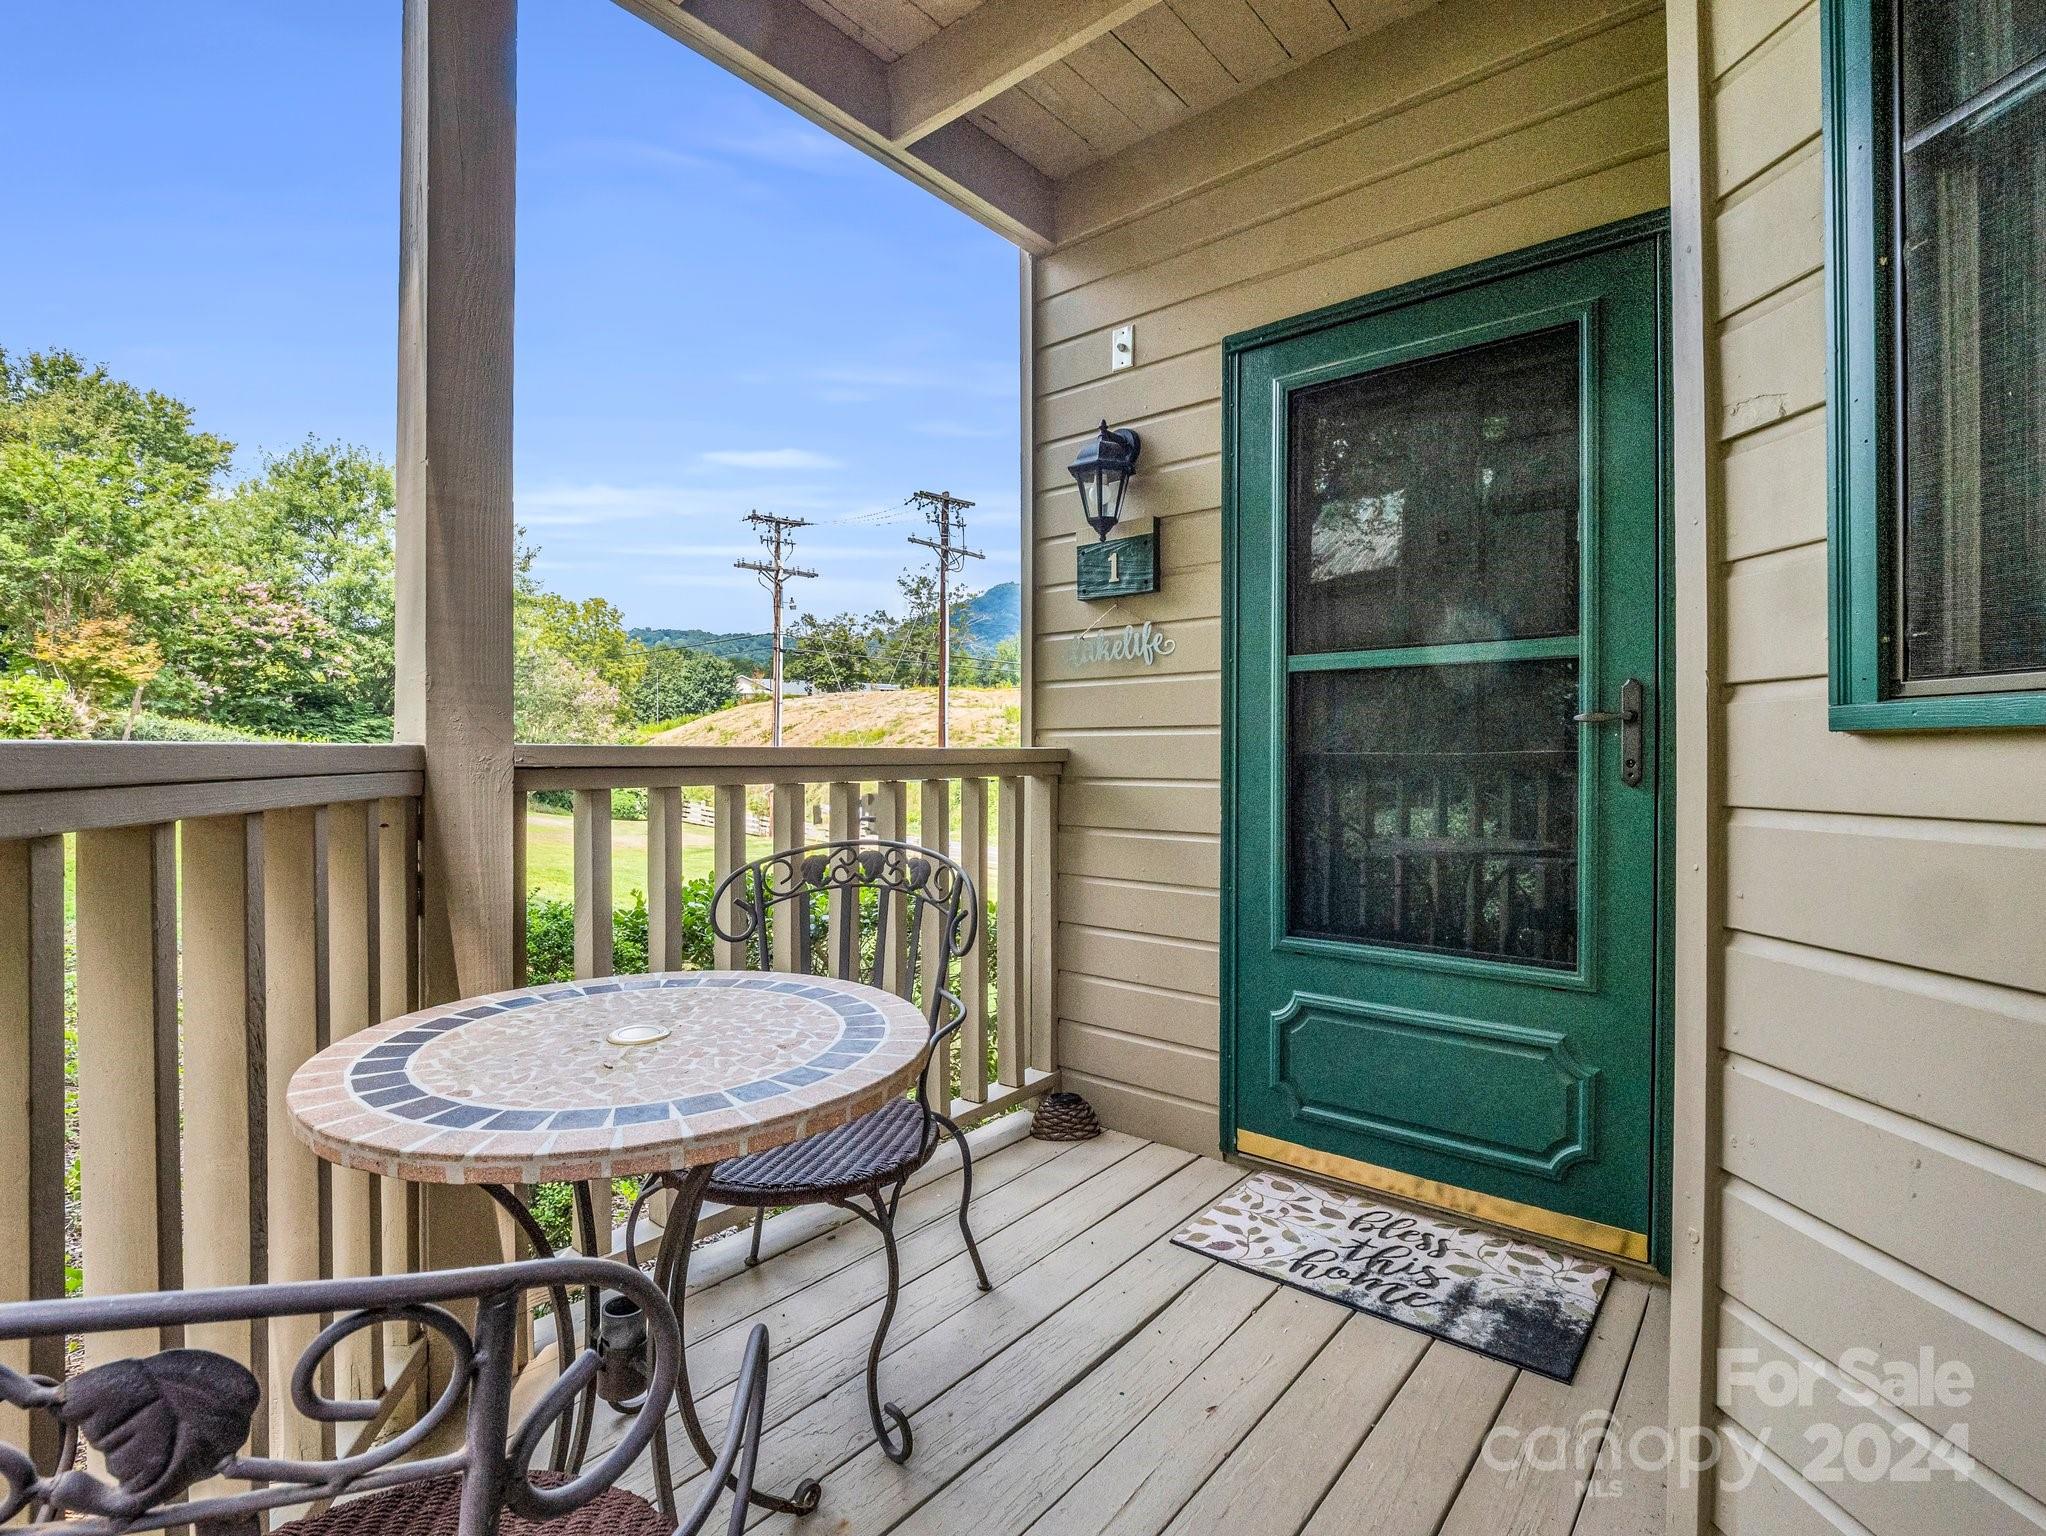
[644,1166,826,1516]
[482,1183,679,1528]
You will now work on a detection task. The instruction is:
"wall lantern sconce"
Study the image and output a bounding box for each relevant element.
[1068,420,1142,542]
[1070,419,1157,602]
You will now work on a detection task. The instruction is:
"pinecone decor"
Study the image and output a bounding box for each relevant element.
[1030,1091,1102,1141]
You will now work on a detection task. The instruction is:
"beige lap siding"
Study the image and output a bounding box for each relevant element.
[1025,0,1670,1154]
[1702,0,2046,1528]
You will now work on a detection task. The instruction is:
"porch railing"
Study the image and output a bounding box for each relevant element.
[0,739,1066,1472]
[0,742,429,1472]
[509,745,1067,1124]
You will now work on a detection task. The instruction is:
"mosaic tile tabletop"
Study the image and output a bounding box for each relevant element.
[286,972,930,1186]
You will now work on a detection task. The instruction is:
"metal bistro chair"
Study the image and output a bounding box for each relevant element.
[635,839,988,1469]
[0,1257,770,1536]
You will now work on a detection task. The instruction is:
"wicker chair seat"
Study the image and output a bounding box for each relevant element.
[707,1095,926,1203]
[273,1471,669,1536]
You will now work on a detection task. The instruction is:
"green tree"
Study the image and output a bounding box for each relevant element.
[530,594,644,701]
[217,440,396,723]
[0,348,230,711]
[633,644,736,721]
[787,609,882,692]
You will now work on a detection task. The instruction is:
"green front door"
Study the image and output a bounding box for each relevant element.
[1223,224,1668,1265]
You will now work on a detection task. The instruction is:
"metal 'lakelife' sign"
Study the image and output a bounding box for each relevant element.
[1067,620,1175,670]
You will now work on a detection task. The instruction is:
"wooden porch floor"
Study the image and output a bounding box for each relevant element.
[600,1117,1670,1536]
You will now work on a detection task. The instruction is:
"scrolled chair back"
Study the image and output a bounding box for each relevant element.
[713,837,979,1114]
[0,1256,763,1536]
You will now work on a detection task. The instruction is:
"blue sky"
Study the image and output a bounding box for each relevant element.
[3,2,1021,632]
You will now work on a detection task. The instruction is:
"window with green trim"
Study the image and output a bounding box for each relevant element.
[1825,0,2046,730]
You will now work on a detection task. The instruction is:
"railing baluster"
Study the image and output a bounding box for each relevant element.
[1023,774,1057,1076]
[512,788,529,985]
[0,837,67,1468]
[957,779,991,1105]
[376,799,420,1322]
[74,826,170,1369]
[647,786,685,972]
[180,815,262,1405]
[712,783,748,970]
[264,807,326,1463]
[325,801,381,1402]
[995,777,1025,1090]
[872,780,911,998]
[827,781,861,979]
[917,779,952,1021]
[772,782,806,975]
[572,787,614,978]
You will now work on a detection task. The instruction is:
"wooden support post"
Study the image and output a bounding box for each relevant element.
[712,783,748,970]
[771,783,807,974]
[647,786,685,972]
[0,838,66,1467]
[827,781,861,979]
[957,779,991,1103]
[1024,774,1057,1075]
[396,0,517,1008]
[264,808,326,1462]
[872,780,911,997]
[995,777,1024,1088]
[573,788,614,979]
[395,0,518,1280]
[74,827,167,1368]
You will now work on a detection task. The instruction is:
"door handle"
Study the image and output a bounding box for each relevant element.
[1572,677,1645,788]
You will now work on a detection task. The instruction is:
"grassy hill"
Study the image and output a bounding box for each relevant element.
[647,686,1019,747]
[628,580,1020,670]
[629,627,774,667]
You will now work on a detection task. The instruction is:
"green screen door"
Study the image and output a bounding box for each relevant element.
[1225,229,1666,1264]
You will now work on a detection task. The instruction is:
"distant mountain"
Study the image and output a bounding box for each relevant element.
[633,580,1019,667]
[630,628,774,668]
[955,581,1020,657]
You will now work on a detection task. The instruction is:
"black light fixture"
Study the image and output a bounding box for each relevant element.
[1068,419,1142,542]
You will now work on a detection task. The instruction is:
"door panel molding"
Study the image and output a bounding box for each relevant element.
[1268,990,1597,1177]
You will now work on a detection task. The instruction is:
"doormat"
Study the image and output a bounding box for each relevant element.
[1172,1171,1611,1381]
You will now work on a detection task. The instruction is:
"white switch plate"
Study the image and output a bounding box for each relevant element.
[1111,323,1134,371]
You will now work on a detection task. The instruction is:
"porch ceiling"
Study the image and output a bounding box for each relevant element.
[611,0,1438,249]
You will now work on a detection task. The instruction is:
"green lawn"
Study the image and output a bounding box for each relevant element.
[522,808,774,905]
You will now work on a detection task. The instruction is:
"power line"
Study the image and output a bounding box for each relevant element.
[733,510,817,747]
[906,490,983,749]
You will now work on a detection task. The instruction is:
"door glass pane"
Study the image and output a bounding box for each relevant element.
[1900,0,2046,136]
[1288,661,1580,968]
[1898,27,2046,682]
[1286,325,1580,655]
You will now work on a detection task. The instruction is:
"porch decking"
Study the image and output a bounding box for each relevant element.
[603,1117,1670,1536]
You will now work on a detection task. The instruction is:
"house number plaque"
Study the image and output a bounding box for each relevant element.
[1075,528,1159,600]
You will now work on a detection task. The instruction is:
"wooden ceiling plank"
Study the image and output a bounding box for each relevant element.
[1026,59,1148,155]
[971,88,1099,179]
[1066,32,1190,131]
[1173,0,1290,83]
[611,0,1054,248]
[1327,0,1437,33]
[889,0,1163,144]
[1113,4,1238,112]
[1244,0,1348,60]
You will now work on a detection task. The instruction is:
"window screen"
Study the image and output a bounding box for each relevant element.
[1896,0,2046,685]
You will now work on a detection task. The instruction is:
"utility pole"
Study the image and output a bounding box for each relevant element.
[734,510,816,747]
[907,490,983,747]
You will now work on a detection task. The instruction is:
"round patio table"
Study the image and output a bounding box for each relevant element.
[287,969,931,1520]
